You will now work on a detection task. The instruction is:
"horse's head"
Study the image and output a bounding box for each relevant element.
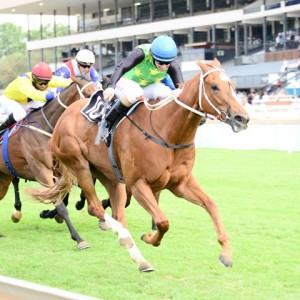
[195,58,249,132]
[70,74,101,98]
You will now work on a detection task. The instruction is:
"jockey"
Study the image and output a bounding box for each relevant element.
[56,49,101,86]
[103,35,183,128]
[0,62,72,133]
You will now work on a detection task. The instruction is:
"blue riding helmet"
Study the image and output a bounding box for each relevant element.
[150,35,177,62]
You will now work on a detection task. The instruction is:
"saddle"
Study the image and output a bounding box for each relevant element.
[81,92,121,147]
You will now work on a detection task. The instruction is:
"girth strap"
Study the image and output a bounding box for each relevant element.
[107,125,125,184]
[2,130,20,177]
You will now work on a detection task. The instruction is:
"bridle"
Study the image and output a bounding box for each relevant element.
[175,65,234,123]
[126,65,239,149]
[143,65,234,124]
[40,79,100,132]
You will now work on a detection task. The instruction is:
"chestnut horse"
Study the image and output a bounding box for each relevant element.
[30,59,249,271]
[0,76,100,249]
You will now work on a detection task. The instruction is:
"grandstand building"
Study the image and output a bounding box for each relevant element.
[0,0,299,90]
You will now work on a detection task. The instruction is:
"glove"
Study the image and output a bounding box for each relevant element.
[45,91,55,101]
[56,87,63,94]
[103,87,115,101]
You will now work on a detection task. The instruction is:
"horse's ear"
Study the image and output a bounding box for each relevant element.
[212,58,221,68]
[196,59,205,71]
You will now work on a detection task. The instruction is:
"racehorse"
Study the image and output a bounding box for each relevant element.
[0,76,100,249]
[10,75,110,222]
[29,59,250,271]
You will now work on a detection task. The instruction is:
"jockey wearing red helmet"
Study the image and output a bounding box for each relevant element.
[0,62,72,133]
[32,62,53,80]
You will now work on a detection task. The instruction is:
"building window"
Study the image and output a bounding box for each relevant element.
[137,3,150,20]
[154,0,168,19]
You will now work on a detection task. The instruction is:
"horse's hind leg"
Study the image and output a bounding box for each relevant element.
[55,200,90,250]
[11,177,22,223]
[40,194,64,223]
[172,175,232,267]
[39,192,90,249]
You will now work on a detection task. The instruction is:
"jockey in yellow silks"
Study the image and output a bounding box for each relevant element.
[0,62,72,133]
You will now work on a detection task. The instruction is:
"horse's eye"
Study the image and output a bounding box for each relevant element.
[211,84,219,91]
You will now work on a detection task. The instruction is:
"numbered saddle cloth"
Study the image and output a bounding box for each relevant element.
[81,90,115,123]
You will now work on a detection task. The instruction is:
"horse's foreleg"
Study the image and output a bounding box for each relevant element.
[104,213,154,272]
[73,168,106,221]
[75,178,96,211]
[172,175,232,267]
[151,191,161,231]
[131,179,169,247]
[11,177,22,223]
[0,174,13,236]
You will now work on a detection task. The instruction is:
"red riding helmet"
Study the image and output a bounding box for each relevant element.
[32,62,53,80]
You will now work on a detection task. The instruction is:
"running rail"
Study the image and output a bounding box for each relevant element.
[0,275,101,300]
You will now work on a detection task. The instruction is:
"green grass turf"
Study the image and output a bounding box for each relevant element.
[0,149,299,300]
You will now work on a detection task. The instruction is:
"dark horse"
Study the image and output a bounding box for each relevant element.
[30,59,250,271]
[0,76,100,249]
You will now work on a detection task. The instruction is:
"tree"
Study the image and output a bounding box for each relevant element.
[29,23,69,40]
[0,23,26,56]
[0,22,69,88]
[0,53,28,88]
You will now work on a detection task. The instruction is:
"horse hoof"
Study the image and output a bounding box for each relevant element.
[55,214,64,224]
[77,241,91,250]
[99,220,111,231]
[219,254,233,268]
[75,201,84,210]
[0,234,6,238]
[101,199,111,210]
[119,236,133,249]
[139,262,155,272]
[11,211,22,223]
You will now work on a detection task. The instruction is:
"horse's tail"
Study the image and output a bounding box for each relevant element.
[27,158,77,206]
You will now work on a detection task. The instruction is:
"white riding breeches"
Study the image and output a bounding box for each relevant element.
[22,100,44,111]
[114,78,172,105]
[0,96,27,122]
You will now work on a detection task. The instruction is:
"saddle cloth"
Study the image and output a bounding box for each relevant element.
[81,90,115,123]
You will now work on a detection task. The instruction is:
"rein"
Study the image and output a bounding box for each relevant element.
[144,66,232,122]
[133,66,233,149]
[38,81,97,135]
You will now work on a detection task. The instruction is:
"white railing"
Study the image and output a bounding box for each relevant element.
[0,275,101,300]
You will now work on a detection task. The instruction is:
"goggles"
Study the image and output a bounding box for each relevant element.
[78,62,92,69]
[33,76,50,86]
[155,60,172,66]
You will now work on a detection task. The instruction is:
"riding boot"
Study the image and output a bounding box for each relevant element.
[0,114,16,133]
[105,100,129,131]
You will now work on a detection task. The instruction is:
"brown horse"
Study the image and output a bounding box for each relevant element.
[0,76,100,249]
[30,59,249,271]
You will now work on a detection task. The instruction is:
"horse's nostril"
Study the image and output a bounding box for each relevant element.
[235,115,248,124]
